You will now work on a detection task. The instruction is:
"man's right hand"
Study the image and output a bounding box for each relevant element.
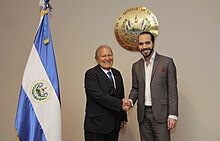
[122,99,132,111]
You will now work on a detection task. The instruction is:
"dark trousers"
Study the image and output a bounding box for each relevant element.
[84,129,119,141]
[139,106,170,141]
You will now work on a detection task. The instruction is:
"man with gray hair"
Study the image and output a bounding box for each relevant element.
[84,45,128,141]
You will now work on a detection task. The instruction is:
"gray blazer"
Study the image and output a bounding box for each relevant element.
[129,53,178,123]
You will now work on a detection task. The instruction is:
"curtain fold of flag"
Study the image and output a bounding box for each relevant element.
[15,1,61,141]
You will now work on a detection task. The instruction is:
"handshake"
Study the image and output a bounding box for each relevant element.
[122,99,132,111]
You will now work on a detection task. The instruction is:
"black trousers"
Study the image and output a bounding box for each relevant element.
[84,129,119,141]
[139,106,170,141]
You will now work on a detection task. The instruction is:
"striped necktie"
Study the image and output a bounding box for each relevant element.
[107,71,114,85]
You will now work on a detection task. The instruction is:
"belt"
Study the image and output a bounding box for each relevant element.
[145,106,152,109]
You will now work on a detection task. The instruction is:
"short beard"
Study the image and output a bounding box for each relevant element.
[140,47,154,58]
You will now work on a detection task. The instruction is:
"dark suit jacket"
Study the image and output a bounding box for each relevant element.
[84,65,127,134]
[129,53,178,123]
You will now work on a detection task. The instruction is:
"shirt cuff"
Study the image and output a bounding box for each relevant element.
[128,99,134,107]
[168,115,178,120]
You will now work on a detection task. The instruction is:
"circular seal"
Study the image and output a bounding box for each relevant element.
[31,80,51,102]
[114,6,159,51]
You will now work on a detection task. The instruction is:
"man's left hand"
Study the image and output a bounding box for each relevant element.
[168,118,177,130]
[120,121,127,134]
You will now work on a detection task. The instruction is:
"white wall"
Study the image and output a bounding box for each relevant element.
[1,0,220,140]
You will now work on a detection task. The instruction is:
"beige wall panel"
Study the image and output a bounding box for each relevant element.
[1,0,220,140]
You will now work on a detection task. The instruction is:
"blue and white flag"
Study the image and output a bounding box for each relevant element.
[15,1,61,141]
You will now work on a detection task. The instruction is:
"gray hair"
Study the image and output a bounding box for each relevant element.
[95,44,113,59]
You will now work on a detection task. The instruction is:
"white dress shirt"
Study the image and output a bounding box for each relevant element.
[144,51,156,106]
[101,68,116,88]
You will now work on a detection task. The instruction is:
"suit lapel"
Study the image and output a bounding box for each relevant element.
[96,65,110,82]
[111,69,118,89]
[96,65,115,87]
[139,59,145,82]
[151,53,161,79]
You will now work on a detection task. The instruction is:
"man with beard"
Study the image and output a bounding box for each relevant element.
[124,31,178,141]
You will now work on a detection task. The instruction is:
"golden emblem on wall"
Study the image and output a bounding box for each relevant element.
[114,6,159,51]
